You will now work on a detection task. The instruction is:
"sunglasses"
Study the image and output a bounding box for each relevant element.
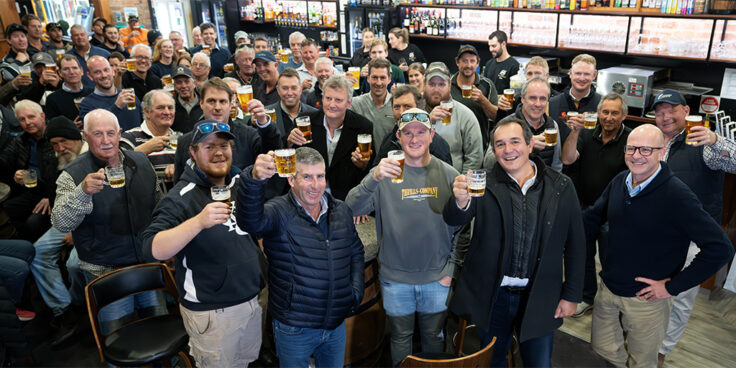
[196,122,230,134]
[400,112,430,123]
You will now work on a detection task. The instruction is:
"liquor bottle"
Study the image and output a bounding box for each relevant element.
[404,8,410,27]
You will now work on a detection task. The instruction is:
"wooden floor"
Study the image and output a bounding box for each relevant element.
[560,286,736,368]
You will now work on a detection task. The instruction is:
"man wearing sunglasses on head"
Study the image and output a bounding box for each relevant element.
[346,108,461,366]
[172,77,281,182]
[582,124,734,368]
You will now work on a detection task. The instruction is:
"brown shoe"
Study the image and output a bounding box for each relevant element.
[658,353,665,368]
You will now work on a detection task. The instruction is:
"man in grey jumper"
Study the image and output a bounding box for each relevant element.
[346,108,461,366]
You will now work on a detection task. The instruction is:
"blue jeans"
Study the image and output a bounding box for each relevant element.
[0,240,35,304]
[30,226,85,316]
[478,287,554,368]
[82,270,163,335]
[273,319,346,368]
[380,279,450,317]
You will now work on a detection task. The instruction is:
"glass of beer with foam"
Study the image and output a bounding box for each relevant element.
[440,100,453,125]
[467,169,486,197]
[161,74,173,86]
[236,85,253,112]
[224,63,235,73]
[685,115,705,145]
[124,88,136,110]
[210,186,231,207]
[544,127,558,146]
[348,67,360,90]
[105,164,125,188]
[281,50,291,63]
[388,150,405,184]
[296,116,312,143]
[275,149,297,177]
[357,134,372,161]
[265,108,277,123]
[461,85,472,98]
[584,112,597,130]
[22,170,37,188]
[126,58,136,72]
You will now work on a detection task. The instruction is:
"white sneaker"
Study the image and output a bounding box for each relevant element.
[572,302,593,317]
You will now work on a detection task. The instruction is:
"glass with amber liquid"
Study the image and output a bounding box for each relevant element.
[224,63,235,73]
[348,67,360,90]
[105,164,125,188]
[22,170,37,188]
[211,186,231,207]
[685,115,706,145]
[45,63,57,73]
[126,59,136,72]
[275,149,297,177]
[544,127,558,146]
[296,116,312,143]
[161,74,173,86]
[357,134,372,161]
[461,85,472,98]
[125,88,136,110]
[388,150,405,184]
[236,85,253,112]
[468,169,486,197]
[265,108,277,123]
[584,112,597,130]
[440,100,453,125]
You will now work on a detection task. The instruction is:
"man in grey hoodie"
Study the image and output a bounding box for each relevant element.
[346,108,461,366]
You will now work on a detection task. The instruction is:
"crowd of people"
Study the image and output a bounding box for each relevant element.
[0,12,735,368]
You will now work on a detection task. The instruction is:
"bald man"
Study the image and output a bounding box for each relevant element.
[79,56,141,130]
[582,124,734,368]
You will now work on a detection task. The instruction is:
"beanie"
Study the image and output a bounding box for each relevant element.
[46,116,82,141]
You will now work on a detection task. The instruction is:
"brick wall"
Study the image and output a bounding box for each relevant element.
[109,0,153,29]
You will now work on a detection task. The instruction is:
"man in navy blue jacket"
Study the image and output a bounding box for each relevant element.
[188,22,231,79]
[236,146,364,368]
[142,120,264,367]
[583,124,734,368]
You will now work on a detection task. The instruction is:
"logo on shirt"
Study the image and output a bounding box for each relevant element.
[222,201,248,236]
[409,52,415,61]
[401,187,438,201]
[498,70,508,80]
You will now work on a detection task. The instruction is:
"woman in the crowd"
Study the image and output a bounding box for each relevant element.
[149,38,178,78]
[176,53,192,68]
[349,28,375,68]
[387,27,426,73]
[407,62,426,109]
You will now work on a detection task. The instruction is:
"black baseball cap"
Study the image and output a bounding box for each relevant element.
[46,22,62,32]
[651,89,687,110]
[456,44,479,59]
[128,15,140,22]
[6,24,27,37]
[172,65,193,79]
[191,120,235,146]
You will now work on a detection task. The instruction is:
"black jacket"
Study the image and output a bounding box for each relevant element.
[373,125,453,168]
[302,109,374,201]
[236,167,364,330]
[0,105,21,152]
[548,85,602,144]
[443,156,585,342]
[141,164,264,311]
[172,93,203,134]
[0,132,58,202]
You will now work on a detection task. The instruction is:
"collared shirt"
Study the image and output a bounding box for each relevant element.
[626,163,662,197]
[665,129,736,173]
[323,116,343,166]
[294,193,329,223]
[569,87,592,102]
[178,95,199,114]
[349,92,393,148]
[61,83,83,93]
[500,160,538,287]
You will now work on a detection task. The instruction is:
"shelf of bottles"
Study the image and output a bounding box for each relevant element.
[240,0,338,28]
[404,7,449,36]
[309,1,338,27]
[710,20,736,62]
[558,13,628,52]
[499,11,557,46]
[445,8,499,40]
[395,0,711,14]
[627,16,712,59]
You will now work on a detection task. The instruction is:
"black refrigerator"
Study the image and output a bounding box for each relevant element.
[340,5,399,58]
[191,0,242,51]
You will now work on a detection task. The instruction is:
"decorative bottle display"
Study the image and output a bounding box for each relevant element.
[403,8,447,37]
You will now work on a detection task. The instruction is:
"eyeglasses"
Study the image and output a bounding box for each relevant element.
[624,145,663,156]
[400,112,430,123]
[196,122,230,134]
[134,55,151,61]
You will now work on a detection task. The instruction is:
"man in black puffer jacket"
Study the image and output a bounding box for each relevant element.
[236,146,364,368]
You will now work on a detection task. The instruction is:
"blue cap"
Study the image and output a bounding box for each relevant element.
[191,120,235,146]
[651,89,687,110]
[254,51,277,63]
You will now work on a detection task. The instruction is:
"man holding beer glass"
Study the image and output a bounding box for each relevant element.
[286,75,373,201]
[444,117,585,368]
[236,146,364,368]
[561,92,631,318]
[253,51,281,106]
[79,56,141,131]
[549,54,602,146]
[266,68,317,146]
[45,55,93,123]
[121,44,164,101]
[350,58,395,150]
[142,119,265,367]
[346,108,461,366]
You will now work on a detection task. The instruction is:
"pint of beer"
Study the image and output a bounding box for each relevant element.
[55,49,65,60]
[22,170,37,188]
[19,65,31,78]
[357,134,372,161]
[566,111,579,121]
[125,88,136,110]
[73,97,84,111]
[281,50,290,63]
[224,63,235,73]
[685,115,704,145]
[544,127,558,146]
[265,108,277,123]
[164,85,176,97]
[126,58,136,72]
[503,89,515,103]
[236,85,253,112]
[388,150,405,184]
[348,67,360,90]
[583,112,597,130]
[461,85,472,98]
[210,186,231,207]
[440,100,453,125]
[296,116,312,143]
[202,44,211,51]
[105,164,126,188]
[178,49,188,57]
[45,63,57,73]
[275,149,297,177]
[467,169,486,197]
[169,132,180,149]
[161,74,173,86]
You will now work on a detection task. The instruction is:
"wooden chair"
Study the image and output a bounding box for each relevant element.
[344,258,386,365]
[399,318,497,367]
[85,263,192,367]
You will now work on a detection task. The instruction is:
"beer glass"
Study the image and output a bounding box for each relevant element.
[584,112,597,130]
[544,127,558,146]
[224,63,235,73]
[236,85,253,112]
[566,111,579,121]
[461,85,473,98]
[73,97,84,111]
[296,116,312,143]
[22,170,37,188]
[161,74,173,86]
[164,85,175,97]
[281,50,290,63]
[178,49,188,57]
[685,115,704,145]
[45,63,57,73]
[467,169,486,197]
[275,149,297,177]
[126,58,136,72]
[348,67,360,90]
[503,89,515,104]
[19,65,31,78]
[169,132,180,149]
[202,44,211,51]
[55,49,65,60]
[388,150,405,184]
[105,164,125,188]
[440,100,453,125]
[210,186,231,207]
[125,88,136,110]
[265,108,277,123]
[357,134,372,162]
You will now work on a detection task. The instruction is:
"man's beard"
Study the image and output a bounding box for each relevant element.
[57,149,79,169]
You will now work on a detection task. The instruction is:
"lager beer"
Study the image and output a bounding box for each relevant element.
[685,115,704,145]
[178,49,188,57]
[440,100,453,125]
[55,49,64,60]
[45,63,57,73]
[210,186,231,207]
[161,74,173,86]
[74,97,84,111]
[296,117,312,143]
[19,65,31,78]
[236,85,253,111]
[584,113,597,130]
[22,170,37,188]
[224,63,235,73]
[566,111,579,121]
[275,149,297,177]
[388,150,405,184]
[281,50,290,63]
[202,44,211,51]
[503,89,515,103]
[125,89,136,110]
[105,164,126,188]
[461,85,472,98]
[348,67,360,90]
[265,108,277,123]
[357,134,372,161]
[164,85,175,97]
[169,132,180,149]
[126,59,136,72]
[544,128,558,146]
[467,169,486,197]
